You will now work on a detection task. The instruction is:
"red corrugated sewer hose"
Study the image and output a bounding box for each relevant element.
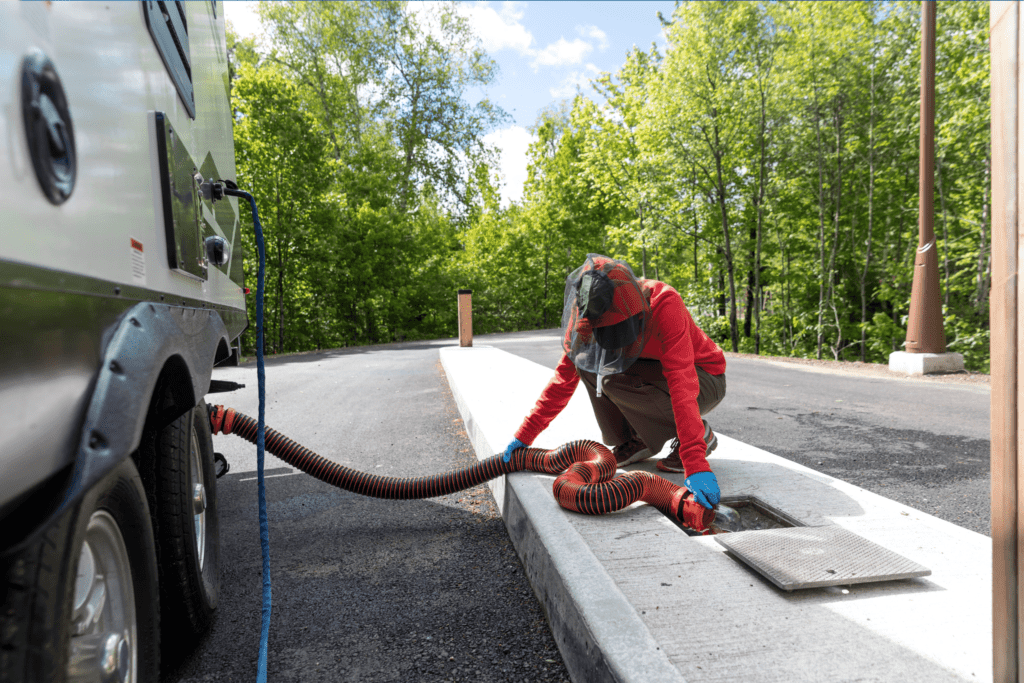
[209,405,716,533]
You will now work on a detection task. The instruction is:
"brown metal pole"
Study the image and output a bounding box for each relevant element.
[458,289,473,347]
[990,2,1019,680]
[905,1,947,354]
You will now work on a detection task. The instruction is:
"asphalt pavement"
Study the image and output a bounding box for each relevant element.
[475,329,992,536]
[165,340,571,683]
[166,329,991,682]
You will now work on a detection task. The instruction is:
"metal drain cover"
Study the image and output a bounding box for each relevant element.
[715,525,930,591]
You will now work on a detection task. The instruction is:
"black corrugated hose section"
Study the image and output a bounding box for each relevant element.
[209,405,714,532]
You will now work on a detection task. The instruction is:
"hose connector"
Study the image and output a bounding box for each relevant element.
[671,488,715,534]
[209,404,236,435]
[199,179,225,202]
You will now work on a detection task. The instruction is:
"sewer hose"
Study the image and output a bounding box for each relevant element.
[208,405,717,532]
[216,180,718,683]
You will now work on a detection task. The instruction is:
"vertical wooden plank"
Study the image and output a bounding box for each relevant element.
[992,2,1019,681]
[1017,6,1024,681]
[458,289,473,347]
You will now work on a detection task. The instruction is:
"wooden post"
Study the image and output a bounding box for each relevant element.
[906,1,947,354]
[990,2,1020,680]
[458,289,473,347]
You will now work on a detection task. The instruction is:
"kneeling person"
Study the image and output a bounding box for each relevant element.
[503,254,726,509]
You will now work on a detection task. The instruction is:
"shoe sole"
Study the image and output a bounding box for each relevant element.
[617,448,652,466]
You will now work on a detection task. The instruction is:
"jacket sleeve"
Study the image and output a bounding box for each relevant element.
[514,354,581,445]
[655,292,713,476]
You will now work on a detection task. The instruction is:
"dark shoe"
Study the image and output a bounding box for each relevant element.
[656,420,717,473]
[656,440,685,472]
[613,436,651,466]
[703,419,718,454]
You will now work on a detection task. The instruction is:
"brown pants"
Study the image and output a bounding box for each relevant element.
[578,359,726,453]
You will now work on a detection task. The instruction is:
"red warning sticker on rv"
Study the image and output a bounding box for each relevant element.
[130,237,146,284]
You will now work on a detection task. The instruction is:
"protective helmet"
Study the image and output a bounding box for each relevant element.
[561,254,651,384]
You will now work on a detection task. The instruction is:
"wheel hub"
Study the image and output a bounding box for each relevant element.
[190,427,207,570]
[68,511,137,683]
[193,483,207,515]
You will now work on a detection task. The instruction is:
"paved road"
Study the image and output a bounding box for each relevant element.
[167,329,990,681]
[476,329,992,536]
[166,341,570,683]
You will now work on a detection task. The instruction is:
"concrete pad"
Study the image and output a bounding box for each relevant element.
[889,350,966,375]
[441,345,990,683]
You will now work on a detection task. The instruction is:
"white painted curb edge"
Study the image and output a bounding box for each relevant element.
[441,347,686,683]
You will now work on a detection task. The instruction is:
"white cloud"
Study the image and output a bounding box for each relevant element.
[549,64,600,99]
[531,37,593,70]
[460,2,534,54]
[579,25,609,51]
[484,125,535,207]
[223,1,262,40]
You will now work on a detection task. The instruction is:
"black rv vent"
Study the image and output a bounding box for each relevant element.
[143,1,195,119]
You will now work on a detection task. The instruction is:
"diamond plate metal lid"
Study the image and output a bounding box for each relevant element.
[714,525,931,591]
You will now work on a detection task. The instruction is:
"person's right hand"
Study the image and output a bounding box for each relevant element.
[503,437,528,462]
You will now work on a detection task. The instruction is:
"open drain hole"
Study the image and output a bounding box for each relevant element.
[663,495,803,536]
[716,496,804,532]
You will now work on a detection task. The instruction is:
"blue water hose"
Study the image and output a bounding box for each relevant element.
[225,187,271,682]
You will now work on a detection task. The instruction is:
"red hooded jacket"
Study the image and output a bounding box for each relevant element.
[514,279,726,475]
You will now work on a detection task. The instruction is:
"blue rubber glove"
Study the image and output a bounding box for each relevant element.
[503,438,528,463]
[684,471,720,509]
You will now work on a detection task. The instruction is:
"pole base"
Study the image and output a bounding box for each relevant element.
[888,351,965,375]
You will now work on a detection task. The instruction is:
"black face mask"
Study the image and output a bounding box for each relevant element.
[561,254,652,396]
[594,313,644,350]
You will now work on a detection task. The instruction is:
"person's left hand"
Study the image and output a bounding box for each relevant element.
[684,471,720,509]
[503,437,528,463]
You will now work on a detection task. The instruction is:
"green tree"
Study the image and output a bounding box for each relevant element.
[232,63,334,353]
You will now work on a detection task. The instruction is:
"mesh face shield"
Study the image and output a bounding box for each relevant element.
[561,255,651,393]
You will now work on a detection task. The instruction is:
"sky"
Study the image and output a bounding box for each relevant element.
[223,1,676,206]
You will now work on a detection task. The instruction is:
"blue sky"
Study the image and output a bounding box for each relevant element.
[224,1,676,205]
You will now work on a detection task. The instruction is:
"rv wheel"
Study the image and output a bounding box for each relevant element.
[0,459,160,683]
[141,402,221,656]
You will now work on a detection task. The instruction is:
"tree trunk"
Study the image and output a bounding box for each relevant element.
[398,85,422,214]
[824,101,844,360]
[274,180,284,354]
[692,202,700,281]
[814,98,827,360]
[543,247,550,327]
[861,167,875,364]
[976,157,990,310]
[744,229,754,339]
[861,48,876,363]
[717,249,726,318]
[753,76,769,356]
[711,120,738,352]
[937,155,950,307]
[276,232,285,354]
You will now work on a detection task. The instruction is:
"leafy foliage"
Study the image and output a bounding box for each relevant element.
[227,1,991,372]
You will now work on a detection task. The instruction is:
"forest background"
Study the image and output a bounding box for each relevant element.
[228,1,992,371]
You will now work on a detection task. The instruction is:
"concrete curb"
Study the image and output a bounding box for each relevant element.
[441,345,990,683]
[441,346,685,683]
